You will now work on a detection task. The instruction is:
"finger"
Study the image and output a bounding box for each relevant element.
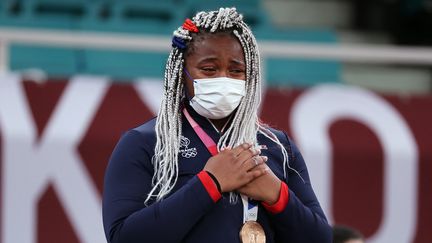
[230,143,252,157]
[259,144,268,150]
[236,147,261,164]
[222,145,232,151]
[246,165,270,181]
[243,156,267,172]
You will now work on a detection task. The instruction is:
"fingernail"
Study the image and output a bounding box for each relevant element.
[263,156,268,162]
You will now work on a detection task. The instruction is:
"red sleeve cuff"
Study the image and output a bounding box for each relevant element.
[197,171,222,202]
[262,182,289,214]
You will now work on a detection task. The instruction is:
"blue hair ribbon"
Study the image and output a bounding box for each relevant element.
[172,36,186,50]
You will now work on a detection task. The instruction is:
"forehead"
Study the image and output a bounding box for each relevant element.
[187,33,245,62]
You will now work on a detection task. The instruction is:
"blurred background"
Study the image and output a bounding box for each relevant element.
[0,0,431,242]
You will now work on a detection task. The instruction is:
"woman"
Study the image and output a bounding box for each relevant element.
[103,7,332,243]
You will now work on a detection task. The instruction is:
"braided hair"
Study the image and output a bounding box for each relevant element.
[146,7,296,204]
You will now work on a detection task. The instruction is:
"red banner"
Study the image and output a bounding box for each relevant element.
[0,74,431,243]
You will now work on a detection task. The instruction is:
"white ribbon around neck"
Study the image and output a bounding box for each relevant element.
[241,194,259,223]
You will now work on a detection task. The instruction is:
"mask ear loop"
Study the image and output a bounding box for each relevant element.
[183,68,195,101]
[183,68,195,82]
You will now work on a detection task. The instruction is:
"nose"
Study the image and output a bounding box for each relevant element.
[219,68,231,78]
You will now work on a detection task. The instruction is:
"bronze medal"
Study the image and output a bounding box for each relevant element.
[239,221,266,243]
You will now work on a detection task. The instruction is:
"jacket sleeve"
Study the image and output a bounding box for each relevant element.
[265,132,332,243]
[102,130,218,243]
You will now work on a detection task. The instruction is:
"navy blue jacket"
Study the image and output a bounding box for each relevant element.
[103,104,332,243]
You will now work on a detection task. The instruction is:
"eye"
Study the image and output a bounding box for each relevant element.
[200,67,217,73]
[229,68,246,76]
[230,69,244,73]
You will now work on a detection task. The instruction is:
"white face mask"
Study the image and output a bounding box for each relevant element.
[189,77,246,119]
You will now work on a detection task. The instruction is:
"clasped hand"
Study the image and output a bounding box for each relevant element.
[203,143,281,205]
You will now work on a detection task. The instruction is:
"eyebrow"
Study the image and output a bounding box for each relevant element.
[230,59,245,66]
[196,57,245,66]
[197,56,218,64]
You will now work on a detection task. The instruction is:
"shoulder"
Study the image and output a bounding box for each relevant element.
[117,117,157,154]
[109,117,157,172]
[267,127,289,143]
[258,126,300,162]
[259,126,291,149]
[131,117,157,138]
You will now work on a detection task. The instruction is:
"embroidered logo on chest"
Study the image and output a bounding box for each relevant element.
[179,136,198,158]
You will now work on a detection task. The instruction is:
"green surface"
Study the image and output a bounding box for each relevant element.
[83,49,168,79]
[266,58,341,87]
[10,44,80,76]
[3,0,341,85]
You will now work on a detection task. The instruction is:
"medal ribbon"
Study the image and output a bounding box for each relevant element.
[183,107,260,224]
[241,195,259,223]
[183,108,218,156]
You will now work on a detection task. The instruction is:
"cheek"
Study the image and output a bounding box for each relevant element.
[181,76,195,97]
[182,62,197,97]
[232,71,246,82]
